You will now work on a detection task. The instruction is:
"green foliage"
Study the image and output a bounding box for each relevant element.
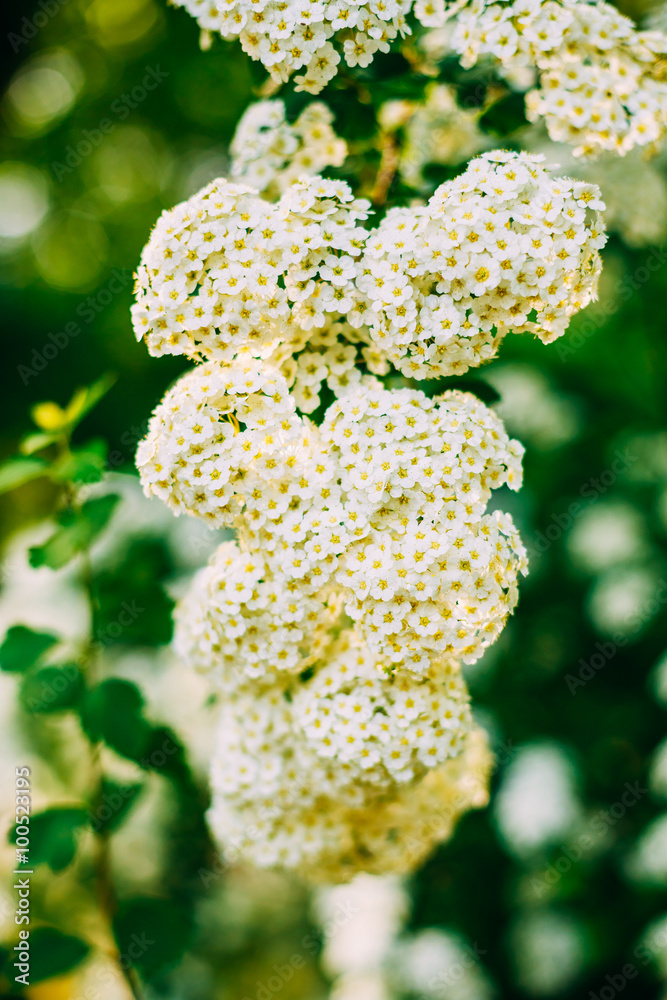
[9,808,88,872]
[0,626,58,674]
[92,779,144,834]
[28,927,90,984]
[113,897,194,980]
[80,679,154,763]
[50,440,109,485]
[2,4,667,999]
[91,538,175,648]
[29,494,120,570]
[0,457,49,495]
[19,663,85,714]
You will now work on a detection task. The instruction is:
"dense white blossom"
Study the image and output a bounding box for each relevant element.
[131,175,370,364]
[230,99,347,196]
[358,151,606,378]
[449,0,667,157]
[132,128,609,879]
[170,0,667,141]
[174,0,410,93]
[205,633,492,879]
[133,153,605,389]
[142,373,527,675]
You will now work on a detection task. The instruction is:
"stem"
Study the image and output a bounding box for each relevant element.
[370,131,400,206]
[71,465,145,1000]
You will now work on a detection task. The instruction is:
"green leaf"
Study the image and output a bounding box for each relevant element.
[20,431,59,455]
[91,538,174,648]
[29,494,120,570]
[0,457,48,494]
[113,897,193,979]
[29,927,89,983]
[0,626,58,674]
[90,779,144,834]
[19,664,84,714]
[63,374,116,429]
[80,679,153,762]
[51,440,108,485]
[9,808,88,872]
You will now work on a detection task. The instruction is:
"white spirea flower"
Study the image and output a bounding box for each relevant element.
[173,539,344,691]
[131,145,599,880]
[131,174,370,364]
[205,633,492,880]
[133,154,605,389]
[172,0,409,94]
[135,359,312,527]
[448,0,667,158]
[358,150,606,379]
[143,375,527,676]
[230,99,347,196]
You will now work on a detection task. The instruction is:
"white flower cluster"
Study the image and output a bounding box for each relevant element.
[527,139,667,247]
[133,153,605,389]
[139,361,527,677]
[131,175,370,364]
[358,151,606,379]
[449,0,667,157]
[140,361,518,876]
[230,99,347,196]
[205,633,492,880]
[133,144,605,880]
[174,0,410,93]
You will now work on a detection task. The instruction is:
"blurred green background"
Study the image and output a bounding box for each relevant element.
[1,0,667,997]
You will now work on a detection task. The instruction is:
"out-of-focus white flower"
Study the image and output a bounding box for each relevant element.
[567,502,647,574]
[392,927,495,1000]
[4,49,84,135]
[649,738,667,801]
[494,743,581,855]
[587,566,664,637]
[626,814,667,886]
[0,163,49,248]
[316,874,408,975]
[381,83,489,192]
[487,364,581,449]
[0,524,89,642]
[205,643,493,879]
[638,912,667,977]
[510,910,587,996]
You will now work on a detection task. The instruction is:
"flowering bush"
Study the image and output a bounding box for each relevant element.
[4,0,667,994]
[132,142,607,876]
